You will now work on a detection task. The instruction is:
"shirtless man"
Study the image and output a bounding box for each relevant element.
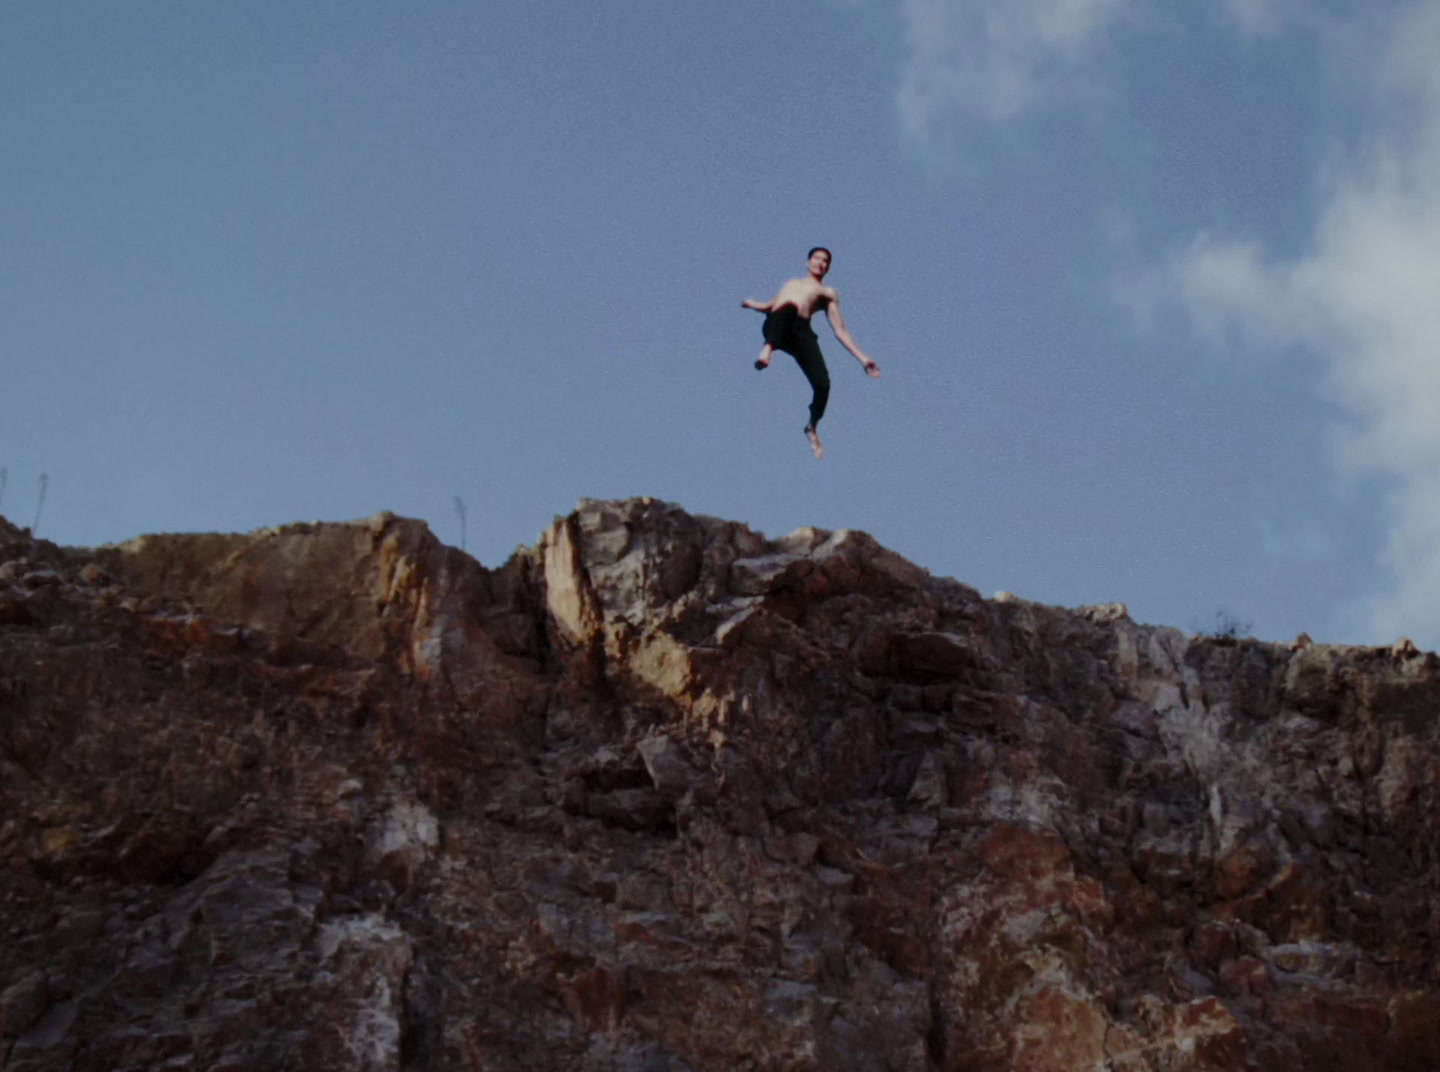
[742,247,881,459]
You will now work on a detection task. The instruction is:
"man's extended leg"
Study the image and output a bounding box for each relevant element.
[789,334,831,459]
[791,339,830,428]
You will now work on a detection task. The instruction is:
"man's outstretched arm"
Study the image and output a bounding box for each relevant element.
[826,295,881,377]
[741,297,776,312]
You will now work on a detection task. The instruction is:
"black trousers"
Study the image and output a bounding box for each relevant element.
[763,305,830,429]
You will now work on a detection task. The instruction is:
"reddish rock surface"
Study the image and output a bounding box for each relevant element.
[3,498,1440,1070]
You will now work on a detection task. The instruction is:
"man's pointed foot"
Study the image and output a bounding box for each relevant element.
[754,358,770,370]
[805,425,824,460]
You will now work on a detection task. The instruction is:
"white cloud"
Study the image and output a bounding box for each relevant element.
[1220,0,1300,38]
[1173,236,1305,344]
[892,0,1316,154]
[1171,0,1440,645]
[896,0,1132,147]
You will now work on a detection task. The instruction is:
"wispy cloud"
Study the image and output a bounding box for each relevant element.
[896,0,1131,148]
[1171,0,1440,644]
[893,0,1316,148]
[1219,0,1301,38]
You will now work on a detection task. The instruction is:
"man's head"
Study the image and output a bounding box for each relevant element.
[807,247,832,277]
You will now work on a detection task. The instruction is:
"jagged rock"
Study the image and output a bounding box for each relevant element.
[3,499,1440,1070]
[635,734,702,800]
[0,971,49,1037]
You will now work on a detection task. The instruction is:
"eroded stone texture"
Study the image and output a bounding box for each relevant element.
[3,499,1440,1070]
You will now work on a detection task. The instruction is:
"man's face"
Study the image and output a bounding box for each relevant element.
[808,250,831,277]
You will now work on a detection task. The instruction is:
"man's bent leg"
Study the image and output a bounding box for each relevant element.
[758,307,797,371]
[763,307,798,349]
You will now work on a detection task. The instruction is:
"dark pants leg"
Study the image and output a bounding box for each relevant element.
[762,309,831,429]
[789,334,830,429]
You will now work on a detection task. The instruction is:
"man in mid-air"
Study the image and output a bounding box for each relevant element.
[742,247,881,459]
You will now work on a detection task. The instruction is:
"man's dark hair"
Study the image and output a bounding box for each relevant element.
[808,247,831,261]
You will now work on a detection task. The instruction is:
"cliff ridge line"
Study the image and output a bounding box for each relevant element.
[2,497,1439,1071]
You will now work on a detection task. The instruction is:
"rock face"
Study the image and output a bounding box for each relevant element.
[3,498,1440,1071]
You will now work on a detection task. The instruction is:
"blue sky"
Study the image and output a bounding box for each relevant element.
[5,1,1439,647]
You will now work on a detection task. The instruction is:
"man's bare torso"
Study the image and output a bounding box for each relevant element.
[771,276,835,319]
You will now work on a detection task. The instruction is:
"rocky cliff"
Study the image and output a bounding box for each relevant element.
[2,498,1439,1071]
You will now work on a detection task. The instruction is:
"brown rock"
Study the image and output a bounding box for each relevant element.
[1214,837,1274,898]
[560,965,628,1032]
[1219,956,1274,993]
[3,501,1440,1070]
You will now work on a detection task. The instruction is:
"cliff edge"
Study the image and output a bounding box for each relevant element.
[2,498,1438,1071]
